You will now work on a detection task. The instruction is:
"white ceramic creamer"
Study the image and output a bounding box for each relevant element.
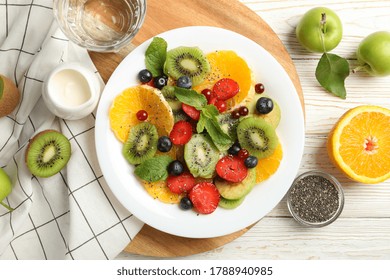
[43,62,101,120]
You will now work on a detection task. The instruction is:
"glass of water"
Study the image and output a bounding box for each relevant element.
[53,0,146,52]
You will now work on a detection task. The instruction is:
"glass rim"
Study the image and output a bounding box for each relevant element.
[52,0,147,53]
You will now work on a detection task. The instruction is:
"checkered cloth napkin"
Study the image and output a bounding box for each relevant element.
[0,0,143,259]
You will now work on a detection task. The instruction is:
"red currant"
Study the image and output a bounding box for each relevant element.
[136,110,148,121]
[231,110,241,119]
[255,83,265,94]
[201,88,213,101]
[215,100,227,113]
[239,106,249,116]
[238,149,249,159]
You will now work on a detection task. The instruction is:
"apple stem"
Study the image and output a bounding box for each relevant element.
[319,13,327,53]
[0,201,14,212]
[320,13,327,34]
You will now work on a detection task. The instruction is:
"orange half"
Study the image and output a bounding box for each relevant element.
[327,105,390,184]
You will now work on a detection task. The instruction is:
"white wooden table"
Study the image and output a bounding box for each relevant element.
[117,0,390,260]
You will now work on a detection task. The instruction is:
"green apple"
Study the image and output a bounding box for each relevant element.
[356,31,390,76]
[296,7,343,53]
[0,167,13,211]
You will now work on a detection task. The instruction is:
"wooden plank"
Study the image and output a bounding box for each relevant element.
[90,0,304,257]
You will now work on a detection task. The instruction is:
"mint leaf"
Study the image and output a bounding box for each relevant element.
[145,37,167,77]
[0,76,4,100]
[197,113,206,133]
[204,117,233,151]
[134,155,173,182]
[315,53,350,99]
[197,105,219,133]
[174,87,207,110]
[201,104,219,118]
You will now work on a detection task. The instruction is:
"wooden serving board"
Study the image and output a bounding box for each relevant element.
[89,0,304,257]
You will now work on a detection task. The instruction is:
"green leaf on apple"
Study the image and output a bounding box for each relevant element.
[315,53,350,99]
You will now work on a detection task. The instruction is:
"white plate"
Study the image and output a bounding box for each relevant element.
[95,26,305,238]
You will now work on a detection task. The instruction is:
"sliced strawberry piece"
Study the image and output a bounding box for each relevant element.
[216,155,248,183]
[169,120,193,145]
[189,182,220,214]
[167,172,196,194]
[182,103,200,121]
[208,96,218,106]
[212,78,240,101]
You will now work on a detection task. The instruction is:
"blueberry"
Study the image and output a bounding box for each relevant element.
[138,69,152,83]
[168,160,184,176]
[176,76,192,89]
[256,97,274,114]
[179,197,193,210]
[228,143,241,156]
[157,136,172,152]
[153,75,168,89]
[244,155,258,168]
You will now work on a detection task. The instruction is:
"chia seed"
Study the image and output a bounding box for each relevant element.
[288,172,343,226]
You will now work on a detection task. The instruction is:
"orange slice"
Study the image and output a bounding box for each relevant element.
[193,50,253,109]
[109,85,174,143]
[327,105,390,184]
[255,143,283,183]
[142,180,183,204]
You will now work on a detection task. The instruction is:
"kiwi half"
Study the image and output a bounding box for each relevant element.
[184,133,220,178]
[164,46,210,86]
[237,117,279,159]
[25,130,71,177]
[123,122,158,165]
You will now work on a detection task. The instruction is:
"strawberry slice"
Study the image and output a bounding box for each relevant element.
[216,155,248,182]
[169,120,193,145]
[167,172,196,194]
[212,78,240,101]
[189,182,220,214]
[182,103,200,121]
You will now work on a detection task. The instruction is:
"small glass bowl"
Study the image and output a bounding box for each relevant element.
[287,170,344,227]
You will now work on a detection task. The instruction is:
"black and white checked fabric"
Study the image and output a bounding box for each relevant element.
[0,0,143,259]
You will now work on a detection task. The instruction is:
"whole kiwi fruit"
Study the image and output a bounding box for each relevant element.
[0,74,20,117]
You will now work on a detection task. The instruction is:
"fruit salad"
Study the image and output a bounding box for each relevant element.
[109,37,283,215]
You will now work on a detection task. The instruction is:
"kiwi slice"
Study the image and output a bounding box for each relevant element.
[164,46,210,86]
[247,95,281,128]
[25,130,71,178]
[219,196,246,209]
[237,117,279,159]
[161,85,182,111]
[184,133,220,178]
[122,122,158,165]
[173,109,190,123]
[215,168,256,200]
